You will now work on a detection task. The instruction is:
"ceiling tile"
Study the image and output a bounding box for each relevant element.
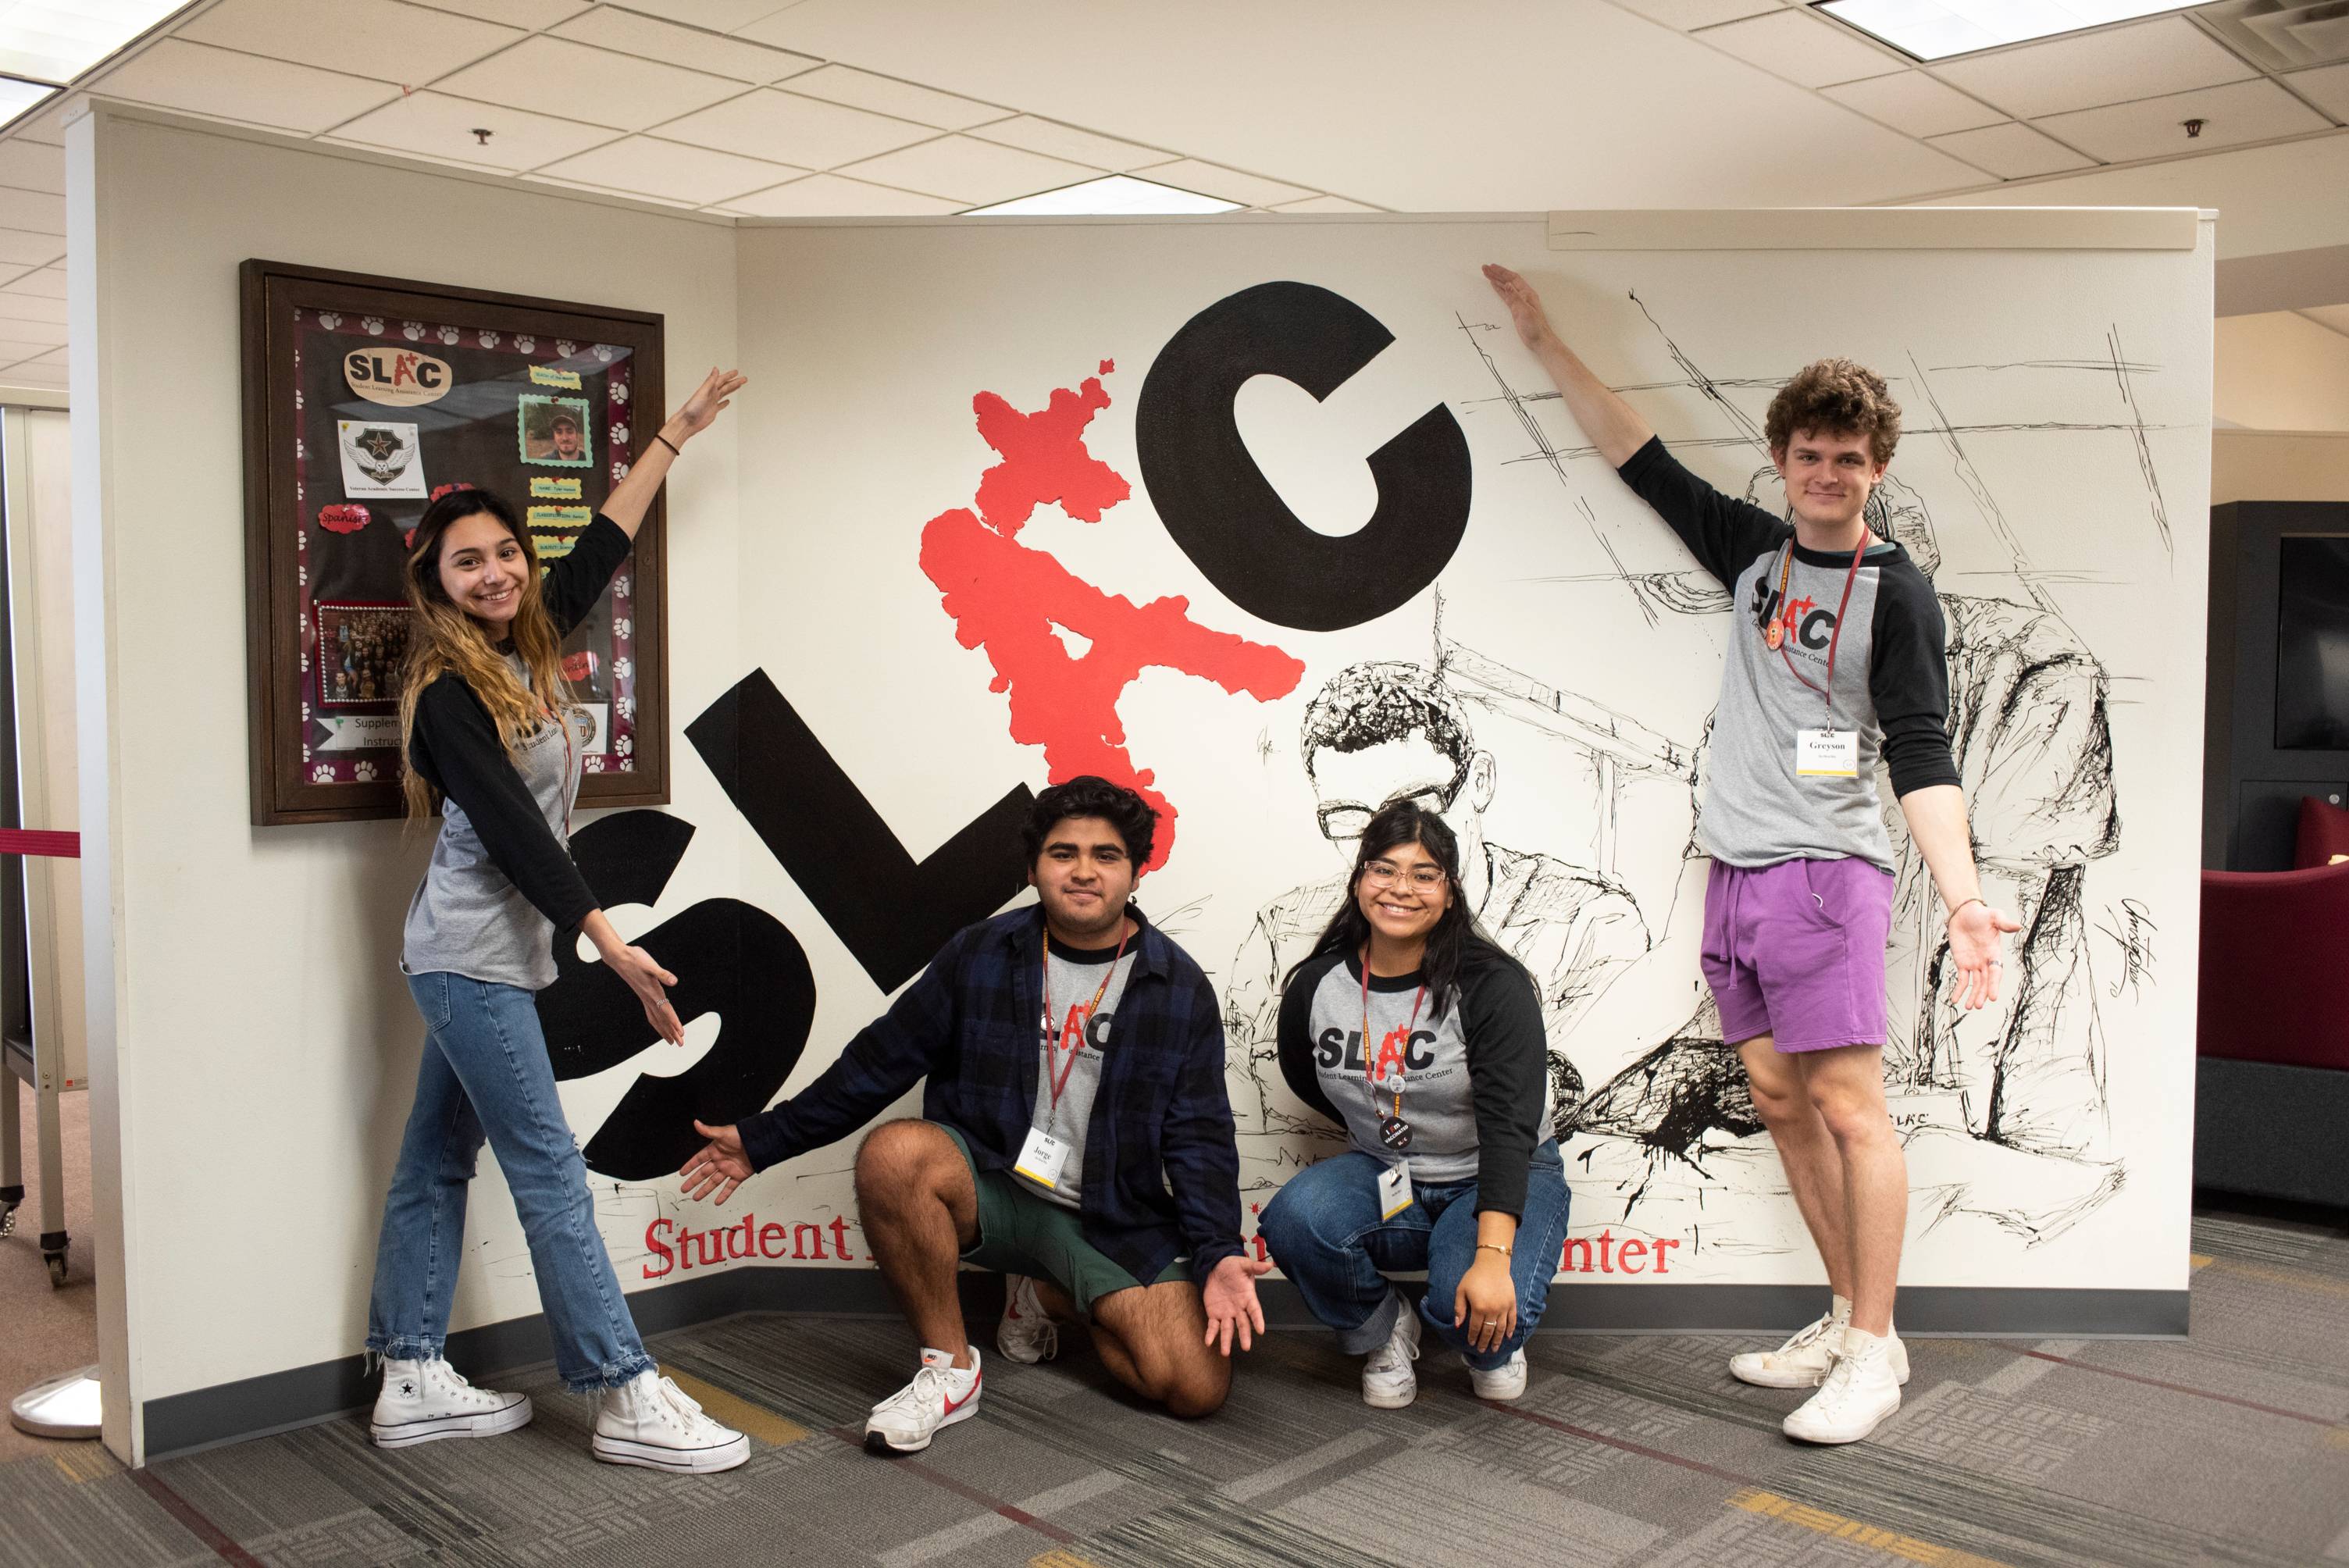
[516,173,703,208]
[1930,18,2258,119]
[0,230,61,268]
[656,87,935,166]
[770,65,1007,130]
[326,91,621,171]
[405,0,590,27]
[1694,9,1902,88]
[964,116,1167,171]
[0,338,59,362]
[1823,70,2007,137]
[2,269,66,301]
[0,188,61,236]
[551,8,820,83]
[88,41,404,134]
[2284,63,2349,122]
[1131,158,1317,206]
[431,36,746,132]
[835,135,1096,204]
[0,362,67,390]
[0,313,66,346]
[0,288,63,324]
[2034,77,2329,162]
[178,0,522,84]
[610,1,799,30]
[1925,120,2096,177]
[0,141,65,196]
[536,134,808,201]
[7,95,73,145]
[1614,0,1779,30]
[1274,194,1384,212]
[720,173,964,216]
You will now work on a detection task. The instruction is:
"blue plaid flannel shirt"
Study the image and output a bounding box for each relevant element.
[736,903,1246,1288]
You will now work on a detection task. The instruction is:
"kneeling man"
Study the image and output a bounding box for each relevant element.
[680,776,1270,1453]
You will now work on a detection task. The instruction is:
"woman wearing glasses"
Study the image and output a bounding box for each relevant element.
[1255,800,1570,1409]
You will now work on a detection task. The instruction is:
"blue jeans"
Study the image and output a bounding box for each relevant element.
[366,971,656,1392]
[1259,1143,1570,1370]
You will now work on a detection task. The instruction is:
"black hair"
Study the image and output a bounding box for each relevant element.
[1283,798,1515,1019]
[1300,661,1474,778]
[1021,775,1158,869]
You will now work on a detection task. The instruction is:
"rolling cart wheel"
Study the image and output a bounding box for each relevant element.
[46,1253,66,1287]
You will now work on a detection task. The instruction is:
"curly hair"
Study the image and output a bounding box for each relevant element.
[1300,661,1474,778]
[1022,775,1159,869]
[1764,358,1901,467]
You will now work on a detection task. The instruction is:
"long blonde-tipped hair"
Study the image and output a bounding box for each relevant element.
[396,487,572,818]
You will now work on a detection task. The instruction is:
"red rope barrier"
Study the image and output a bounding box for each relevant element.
[0,829,78,857]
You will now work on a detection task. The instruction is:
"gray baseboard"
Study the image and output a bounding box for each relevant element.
[139,1267,2188,1462]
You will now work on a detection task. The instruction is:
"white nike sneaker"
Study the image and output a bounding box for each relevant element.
[591,1370,750,1473]
[996,1275,1060,1365]
[1361,1308,1421,1409]
[369,1358,532,1449]
[1783,1327,1902,1445]
[1468,1349,1528,1402]
[864,1348,982,1455]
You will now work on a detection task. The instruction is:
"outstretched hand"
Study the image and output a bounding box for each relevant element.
[679,1119,753,1204]
[670,366,748,444]
[1200,1253,1274,1356]
[1482,263,1555,353]
[1947,900,2023,1010]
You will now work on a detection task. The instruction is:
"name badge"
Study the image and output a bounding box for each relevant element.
[1014,1127,1068,1189]
[1795,728,1859,778]
[1377,1162,1413,1221]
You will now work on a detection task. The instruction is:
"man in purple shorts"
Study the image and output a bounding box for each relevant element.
[1485,265,2018,1445]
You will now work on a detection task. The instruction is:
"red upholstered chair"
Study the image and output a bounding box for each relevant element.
[2195,861,2349,1205]
[2297,793,2349,870]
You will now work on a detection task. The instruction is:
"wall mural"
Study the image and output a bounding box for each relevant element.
[522,227,2204,1299]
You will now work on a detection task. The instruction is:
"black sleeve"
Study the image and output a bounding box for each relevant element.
[1275,953,1344,1128]
[1870,562,1961,797]
[540,514,633,636]
[1616,436,1791,590]
[1458,950,1548,1218]
[408,675,597,931]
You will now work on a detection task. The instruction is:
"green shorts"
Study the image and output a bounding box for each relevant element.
[939,1124,1185,1315]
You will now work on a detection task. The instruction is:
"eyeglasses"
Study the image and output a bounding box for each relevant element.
[1317,761,1471,842]
[1360,861,1447,891]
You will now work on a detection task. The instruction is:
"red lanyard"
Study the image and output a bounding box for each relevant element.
[1359,950,1428,1122]
[1041,924,1131,1109]
[1760,532,1870,719]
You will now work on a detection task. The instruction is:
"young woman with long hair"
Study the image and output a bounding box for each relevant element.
[1255,800,1571,1408]
[365,368,754,1473]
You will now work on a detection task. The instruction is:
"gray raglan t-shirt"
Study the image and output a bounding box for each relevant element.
[1014,940,1138,1211]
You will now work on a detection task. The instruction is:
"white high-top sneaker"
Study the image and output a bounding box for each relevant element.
[1783,1327,1903,1444]
[1361,1308,1421,1409]
[1729,1309,1844,1388]
[591,1370,750,1473]
[369,1358,532,1449]
[864,1348,983,1455]
[996,1275,1060,1365]
[1468,1349,1528,1402]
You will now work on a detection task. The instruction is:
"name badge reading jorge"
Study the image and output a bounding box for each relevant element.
[1014,1127,1068,1189]
[1795,728,1859,779]
[1377,1162,1413,1221]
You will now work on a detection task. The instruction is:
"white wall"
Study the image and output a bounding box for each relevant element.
[74,106,743,1457]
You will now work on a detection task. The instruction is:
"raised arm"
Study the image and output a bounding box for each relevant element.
[597,366,748,540]
[1481,265,1654,467]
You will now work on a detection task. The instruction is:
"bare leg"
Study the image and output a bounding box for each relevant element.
[853,1121,980,1368]
[1031,1277,1079,1322]
[1741,1036,1854,1303]
[1086,1281,1231,1418]
[1799,1046,1905,1336]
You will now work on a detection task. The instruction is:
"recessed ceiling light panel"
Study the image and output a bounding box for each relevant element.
[1813,0,2200,60]
[965,174,1242,216]
[0,0,191,86]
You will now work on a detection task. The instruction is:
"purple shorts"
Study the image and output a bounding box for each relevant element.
[1701,857,1894,1053]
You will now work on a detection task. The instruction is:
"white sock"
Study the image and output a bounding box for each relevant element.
[1830,1293,1853,1324]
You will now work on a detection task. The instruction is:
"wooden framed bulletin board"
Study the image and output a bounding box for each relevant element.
[241,259,668,825]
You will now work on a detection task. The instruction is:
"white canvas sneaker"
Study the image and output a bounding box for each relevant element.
[996,1275,1060,1365]
[864,1348,983,1455]
[591,1370,750,1473]
[1468,1349,1528,1402]
[369,1358,532,1449]
[1783,1327,1903,1444]
[1361,1308,1421,1409]
[1728,1312,1844,1388]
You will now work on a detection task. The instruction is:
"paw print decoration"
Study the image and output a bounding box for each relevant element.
[317,311,342,330]
[515,334,536,354]
[438,325,461,345]
[478,329,501,348]
[402,321,424,340]
[556,339,576,358]
[354,761,378,782]
[361,315,383,334]
[311,764,335,784]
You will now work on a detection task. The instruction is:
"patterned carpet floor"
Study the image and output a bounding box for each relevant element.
[5,1202,2345,1567]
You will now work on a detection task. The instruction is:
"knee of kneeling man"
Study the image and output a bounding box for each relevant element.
[1160,1367,1230,1419]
